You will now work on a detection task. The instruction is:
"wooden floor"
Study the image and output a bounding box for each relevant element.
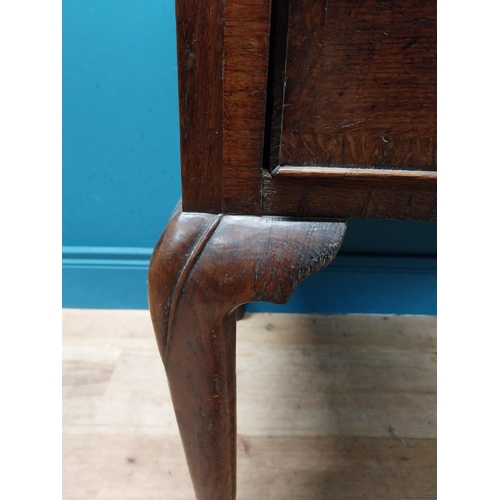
[63,310,436,500]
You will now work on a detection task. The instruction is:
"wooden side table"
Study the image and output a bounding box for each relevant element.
[148,0,436,498]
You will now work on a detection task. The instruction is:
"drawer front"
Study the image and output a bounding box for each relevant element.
[262,0,436,220]
[269,0,436,172]
[175,0,436,220]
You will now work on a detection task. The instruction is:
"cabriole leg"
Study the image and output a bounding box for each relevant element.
[148,204,346,500]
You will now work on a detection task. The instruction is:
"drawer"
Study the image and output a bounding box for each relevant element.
[262,0,437,220]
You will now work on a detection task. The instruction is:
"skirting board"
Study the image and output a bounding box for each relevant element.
[62,247,436,314]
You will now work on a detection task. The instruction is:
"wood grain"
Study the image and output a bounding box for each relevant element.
[263,169,437,220]
[276,166,437,180]
[176,0,272,215]
[176,0,225,213]
[175,0,436,220]
[63,310,436,499]
[148,205,346,499]
[276,0,437,171]
[222,0,272,214]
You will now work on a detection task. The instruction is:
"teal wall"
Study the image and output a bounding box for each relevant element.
[63,0,181,247]
[63,0,436,314]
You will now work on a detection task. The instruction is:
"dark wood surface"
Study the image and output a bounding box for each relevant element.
[276,0,437,171]
[263,167,436,220]
[175,0,436,219]
[150,2,437,497]
[177,0,272,215]
[221,0,272,214]
[176,0,224,213]
[148,204,346,500]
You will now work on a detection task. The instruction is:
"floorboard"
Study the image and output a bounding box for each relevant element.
[63,310,436,499]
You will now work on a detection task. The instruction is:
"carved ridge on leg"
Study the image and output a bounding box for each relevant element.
[148,207,346,500]
[164,213,222,359]
[148,205,221,358]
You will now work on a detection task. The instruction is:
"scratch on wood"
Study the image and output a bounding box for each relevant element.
[389,425,407,446]
[340,118,373,129]
[406,193,414,214]
[239,435,253,457]
[402,36,418,51]
[361,188,375,218]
